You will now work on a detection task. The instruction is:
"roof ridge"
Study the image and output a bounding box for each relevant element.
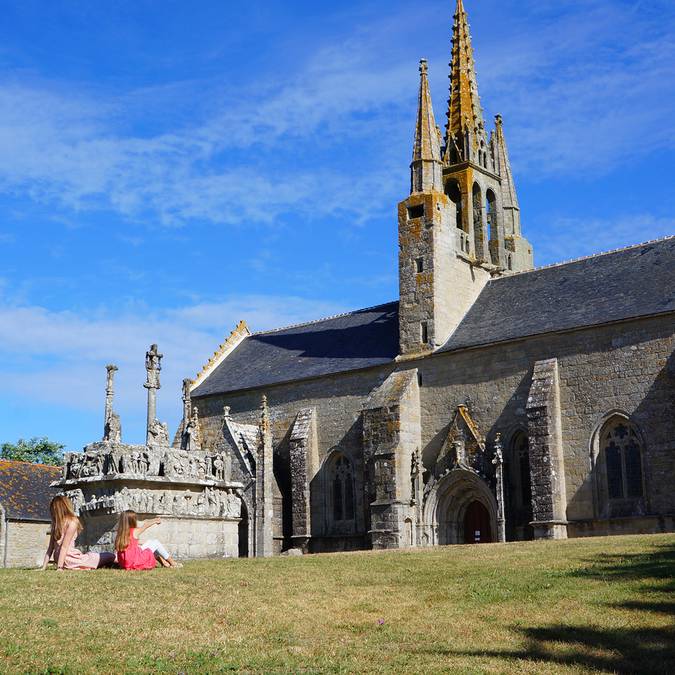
[0,459,61,470]
[250,300,398,336]
[498,235,675,280]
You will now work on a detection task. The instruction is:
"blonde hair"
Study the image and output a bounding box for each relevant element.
[49,495,82,540]
[114,510,138,552]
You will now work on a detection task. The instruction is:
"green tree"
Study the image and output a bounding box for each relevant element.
[0,437,65,466]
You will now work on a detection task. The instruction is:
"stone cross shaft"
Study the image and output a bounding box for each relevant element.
[144,344,163,445]
[492,433,506,543]
[181,378,192,429]
[104,364,118,431]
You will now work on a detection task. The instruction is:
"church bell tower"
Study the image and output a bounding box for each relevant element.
[398,0,533,357]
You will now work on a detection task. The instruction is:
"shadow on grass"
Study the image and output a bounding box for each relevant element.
[444,542,675,675]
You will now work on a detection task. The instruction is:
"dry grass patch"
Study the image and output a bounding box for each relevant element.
[0,533,673,673]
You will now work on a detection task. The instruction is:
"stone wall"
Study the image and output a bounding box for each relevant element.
[195,367,392,550]
[397,190,490,354]
[3,520,50,568]
[193,312,674,546]
[78,512,239,559]
[412,313,674,530]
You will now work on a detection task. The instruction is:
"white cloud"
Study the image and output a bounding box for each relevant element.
[0,0,672,227]
[0,294,347,443]
[475,0,675,175]
[0,12,420,228]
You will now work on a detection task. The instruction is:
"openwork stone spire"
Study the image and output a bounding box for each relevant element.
[411,59,443,193]
[444,0,489,165]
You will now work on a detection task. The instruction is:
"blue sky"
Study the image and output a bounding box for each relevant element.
[0,0,673,452]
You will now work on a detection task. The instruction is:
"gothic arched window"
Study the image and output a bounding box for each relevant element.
[332,455,355,522]
[600,418,644,501]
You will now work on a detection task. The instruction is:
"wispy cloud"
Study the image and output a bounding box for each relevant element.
[0,294,347,443]
[474,0,675,175]
[0,1,672,236]
[0,12,420,229]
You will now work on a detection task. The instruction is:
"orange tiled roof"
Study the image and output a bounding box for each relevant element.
[0,460,61,521]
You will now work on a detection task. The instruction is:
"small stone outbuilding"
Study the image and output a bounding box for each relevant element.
[0,460,60,567]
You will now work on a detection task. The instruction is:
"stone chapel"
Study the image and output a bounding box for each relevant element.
[57,0,674,559]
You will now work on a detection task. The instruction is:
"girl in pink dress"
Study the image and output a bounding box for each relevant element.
[41,495,115,571]
[115,510,181,570]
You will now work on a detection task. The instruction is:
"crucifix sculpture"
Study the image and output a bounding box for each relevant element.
[144,344,163,445]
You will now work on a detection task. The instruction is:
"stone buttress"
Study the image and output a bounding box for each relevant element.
[288,408,319,552]
[526,358,568,539]
[362,370,421,549]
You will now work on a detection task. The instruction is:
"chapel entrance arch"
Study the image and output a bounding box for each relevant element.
[425,469,497,545]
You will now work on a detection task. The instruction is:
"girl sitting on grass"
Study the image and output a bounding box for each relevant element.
[42,495,115,571]
[114,510,181,570]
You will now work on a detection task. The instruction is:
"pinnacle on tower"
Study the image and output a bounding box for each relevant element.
[411,59,443,194]
[444,0,489,166]
[492,114,521,236]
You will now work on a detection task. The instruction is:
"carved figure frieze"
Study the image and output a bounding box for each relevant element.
[63,442,233,484]
[72,485,241,519]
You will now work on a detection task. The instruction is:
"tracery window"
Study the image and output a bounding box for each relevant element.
[332,455,355,522]
[601,419,644,500]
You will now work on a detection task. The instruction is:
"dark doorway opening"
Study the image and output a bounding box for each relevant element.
[238,501,249,557]
[463,501,492,544]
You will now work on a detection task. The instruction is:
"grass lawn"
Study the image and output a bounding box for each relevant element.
[0,533,673,674]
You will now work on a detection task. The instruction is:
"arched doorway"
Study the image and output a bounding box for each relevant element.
[463,501,492,544]
[424,469,497,545]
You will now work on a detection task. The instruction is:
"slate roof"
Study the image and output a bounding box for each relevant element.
[192,237,675,397]
[192,302,399,397]
[0,460,60,521]
[439,236,675,352]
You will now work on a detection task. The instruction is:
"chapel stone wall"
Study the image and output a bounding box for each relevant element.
[412,313,674,533]
[194,312,674,545]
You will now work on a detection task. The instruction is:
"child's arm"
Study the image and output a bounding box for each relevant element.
[40,532,55,570]
[55,521,77,571]
[134,517,161,537]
